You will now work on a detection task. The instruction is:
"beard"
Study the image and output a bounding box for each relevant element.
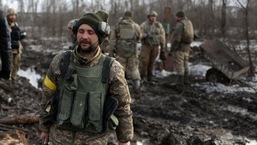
[78,39,98,53]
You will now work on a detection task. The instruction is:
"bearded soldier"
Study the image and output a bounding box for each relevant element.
[39,11,133,145]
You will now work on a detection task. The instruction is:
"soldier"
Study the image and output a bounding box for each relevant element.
[0,9,12,80]
[170,10,194,85]
[39,11,133,145]
[6,8,24,81]
[66,19,78,49]
[96,11,111,54]
[139,10,166,82]
[110,11,141,93]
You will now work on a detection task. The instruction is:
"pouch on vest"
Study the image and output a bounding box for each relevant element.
[70,91,88,128]
[56,74,77,126]
[85,91,104,133]
[118,21,135,40]
[116,40,136,58]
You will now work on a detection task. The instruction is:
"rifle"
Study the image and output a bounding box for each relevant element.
[145,32,154,47]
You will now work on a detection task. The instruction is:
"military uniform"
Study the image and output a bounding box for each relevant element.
[110,11,141,91]
[139,11,166,82]
[171,11,194,84]
[39,46,133,145]
[7,8,23,81]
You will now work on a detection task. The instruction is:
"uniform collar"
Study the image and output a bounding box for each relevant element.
[74,46,102,66]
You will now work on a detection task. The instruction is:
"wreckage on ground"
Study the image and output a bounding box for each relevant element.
[200,39,250,84]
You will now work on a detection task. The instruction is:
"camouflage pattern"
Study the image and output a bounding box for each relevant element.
[139,19,165,81]
[140,20,165,49]
[173,51,189,76]
[171,17,193,52]
[140,44,159,81]
[110,17,141,81]
[100,37,110,54]
[39,46,133,144]
[171,17,193,76]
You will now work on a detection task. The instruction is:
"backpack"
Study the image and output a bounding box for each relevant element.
[115,20,137,57]
[181,20,194,44]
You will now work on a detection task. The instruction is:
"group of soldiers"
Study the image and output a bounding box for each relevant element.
[0,7,194,144]
[67,10,194,93]
[0,8,25,81]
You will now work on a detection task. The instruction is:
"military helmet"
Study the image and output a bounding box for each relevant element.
[67,19,78,29]
[148,10,158,17]
[7,8,17,16]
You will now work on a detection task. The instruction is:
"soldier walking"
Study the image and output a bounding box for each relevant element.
[110,11,141,93]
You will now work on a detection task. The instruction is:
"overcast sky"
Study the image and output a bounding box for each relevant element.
[1,0,244,13]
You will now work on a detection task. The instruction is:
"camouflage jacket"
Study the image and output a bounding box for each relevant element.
[39,46,134,143]
[140,20,166,50]
[171,17,193,52]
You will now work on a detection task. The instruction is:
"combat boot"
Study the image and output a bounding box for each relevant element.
[133,80,141,95]
[184,75,189,85]
[176,75,184,86]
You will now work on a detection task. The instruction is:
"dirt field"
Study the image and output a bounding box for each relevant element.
[0,40,257,145]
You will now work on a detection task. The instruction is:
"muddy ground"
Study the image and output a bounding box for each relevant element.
[0,39,257,145]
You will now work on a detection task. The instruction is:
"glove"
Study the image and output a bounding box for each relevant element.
[168,51,173,56]
[160,50,167,61]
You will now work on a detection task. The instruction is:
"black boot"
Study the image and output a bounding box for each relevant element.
[184,75,189,85]
[176,75,184,86]
[0,70,10,80]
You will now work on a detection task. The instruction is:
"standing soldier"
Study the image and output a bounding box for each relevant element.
[139,10,166,82]
[39,11,133,145]
[6,8,24,81]
[110,11,141,93]
[0,9,12,80]
[66,19,78,50]
[170,10,194,85]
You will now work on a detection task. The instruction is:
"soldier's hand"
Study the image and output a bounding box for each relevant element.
[40,131,49,145]
[160,50,167,61]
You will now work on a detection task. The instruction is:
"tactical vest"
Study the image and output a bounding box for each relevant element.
[181,19,194,44]
[115,20,137,57]
[55,52,118,133]
[117,20,136,40]
[144,22,162,46]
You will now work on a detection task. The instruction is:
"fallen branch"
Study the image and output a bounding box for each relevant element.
[0,123,29,132]
[0,114,40,125]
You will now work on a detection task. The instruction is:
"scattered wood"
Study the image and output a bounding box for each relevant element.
[0,114,39,125]
[0,81,14,93]
[0,123,29,132]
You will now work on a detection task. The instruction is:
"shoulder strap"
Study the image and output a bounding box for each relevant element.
[60,52,114,84]
[101,56,114,83]
[60,50,72,78]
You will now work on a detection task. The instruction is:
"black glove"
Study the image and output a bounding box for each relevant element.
[160,50,167,61]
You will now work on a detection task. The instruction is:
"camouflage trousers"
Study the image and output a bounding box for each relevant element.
[115,54,140,81]
[10,52,21,81]
[48,125,110,145]
[139,44,159,80]
[174,50,189,76]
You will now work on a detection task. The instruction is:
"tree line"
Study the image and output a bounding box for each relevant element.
[0,0,255,41]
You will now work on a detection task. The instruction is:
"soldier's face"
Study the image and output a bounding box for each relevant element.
[148,16,157,23]
[176,16,182,22]
[77,24,99,52]
[8,14,16,22]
